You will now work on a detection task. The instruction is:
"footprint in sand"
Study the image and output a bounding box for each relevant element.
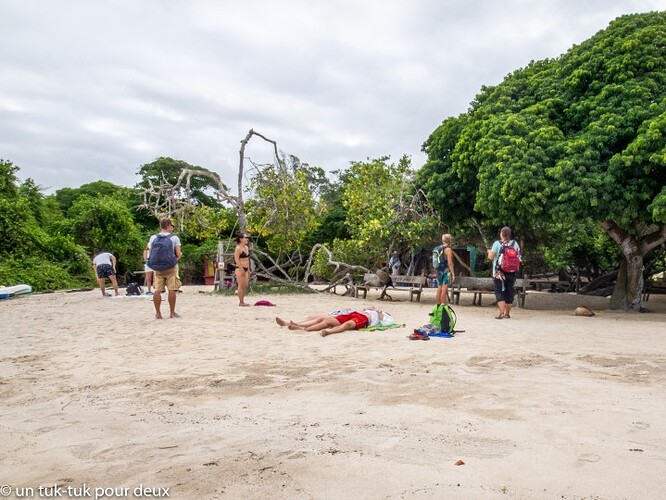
[577,453,601,463]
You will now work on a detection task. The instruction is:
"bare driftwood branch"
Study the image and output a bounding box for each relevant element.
[251,247,297,283]
[303,244,372,284]
[237,129,285,232]
[320,273,357,296]
[471,217,490,251]
[138,129,375,291]
[139,128,284,233]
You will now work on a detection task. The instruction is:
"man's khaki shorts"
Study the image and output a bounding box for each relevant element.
[154,267,180,293]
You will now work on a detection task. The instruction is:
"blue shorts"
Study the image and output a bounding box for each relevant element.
[96,264,115,279]
[436,269,451,286]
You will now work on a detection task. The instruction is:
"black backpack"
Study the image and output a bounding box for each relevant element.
[126,282,142,296]
[147,234,178,271]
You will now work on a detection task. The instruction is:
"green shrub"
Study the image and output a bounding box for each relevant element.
[0,255,92,291]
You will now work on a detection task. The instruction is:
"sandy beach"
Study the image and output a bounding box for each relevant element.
[1,285,664,499]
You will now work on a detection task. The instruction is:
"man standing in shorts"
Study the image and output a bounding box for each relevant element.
[148,218,182,319]
[92,251,120,297]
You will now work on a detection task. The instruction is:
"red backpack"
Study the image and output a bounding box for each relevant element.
[498,241,521,273]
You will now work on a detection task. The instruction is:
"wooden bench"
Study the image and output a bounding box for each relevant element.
[450,276,530,308]
[529,278,571,293]
[355,273,426,302]
[642,280,666,301]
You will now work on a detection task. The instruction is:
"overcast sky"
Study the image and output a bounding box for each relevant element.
[1,0,664,193]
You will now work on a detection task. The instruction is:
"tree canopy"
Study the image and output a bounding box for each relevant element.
[0,159,91,290]
[137,157,222,209]
[419,12,666,309]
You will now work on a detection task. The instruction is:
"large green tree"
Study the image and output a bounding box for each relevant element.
[340,155,439,267]
[60,194,145,276]
[420,12,666,309]
[0,159,91,290]
[246,155,323,256]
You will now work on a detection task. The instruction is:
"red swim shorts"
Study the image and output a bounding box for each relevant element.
[334,312,368,330]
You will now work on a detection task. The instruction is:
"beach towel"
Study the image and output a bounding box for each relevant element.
[359,323,405,332]
[426,331,455,338]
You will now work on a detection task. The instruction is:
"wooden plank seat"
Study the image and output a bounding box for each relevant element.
[642,280,666,301]
[355,273,426,302]
[450,276,530,308]
[529,278,571,292]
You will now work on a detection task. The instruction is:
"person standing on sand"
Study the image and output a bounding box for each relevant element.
[92,251,120,297]
[488,226,521,320]
[388,251,401,276]
[234,233,252,307]
[432,233,456,305]
[142,243,154,295]
[147,218,182,319]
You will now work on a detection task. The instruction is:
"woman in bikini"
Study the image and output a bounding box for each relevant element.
[234,233,251,306]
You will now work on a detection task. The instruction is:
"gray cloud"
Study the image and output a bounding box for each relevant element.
[0,0,663,192]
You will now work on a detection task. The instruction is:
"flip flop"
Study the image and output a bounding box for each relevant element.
[408,332,430,340]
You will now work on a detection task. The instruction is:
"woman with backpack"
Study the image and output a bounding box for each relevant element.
[488,226,522,319]
[432,234,456,305]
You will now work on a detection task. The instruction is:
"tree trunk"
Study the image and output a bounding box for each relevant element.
[601,220,666,311]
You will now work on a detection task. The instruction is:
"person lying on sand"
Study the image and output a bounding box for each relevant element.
[275,307,394,337]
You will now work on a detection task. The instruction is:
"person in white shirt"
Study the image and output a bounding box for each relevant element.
[92,251,120,297]
[147,218,182,319]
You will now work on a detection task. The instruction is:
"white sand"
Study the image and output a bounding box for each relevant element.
[1,286,665,499]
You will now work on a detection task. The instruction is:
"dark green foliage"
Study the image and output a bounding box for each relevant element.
[54,180,135,212]
[0,196,42,255]
[0,255,87,291]
[0,160,93,291]
[178,240,220,285]
[420,12,666,307]
[309,203,350,246]
[418,115,477,223]
[60,195,145,277]
[0,159,19,198]
[423,12,666,229]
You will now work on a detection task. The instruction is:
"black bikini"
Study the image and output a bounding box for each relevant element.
[238,247,250,272]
